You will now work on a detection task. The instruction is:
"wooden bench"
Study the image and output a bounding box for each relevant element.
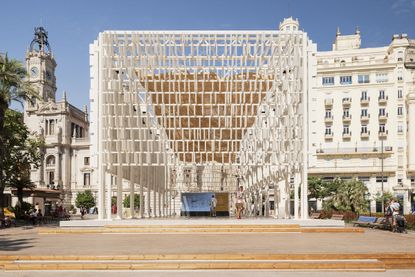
[331,214,344,220]
[370,217,391,230]
[310,212,321,219]
[352,216,377,227]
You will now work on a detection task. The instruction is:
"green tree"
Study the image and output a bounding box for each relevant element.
[75,190,96,210]
[324,178,368,213]
[374,191,394,204]
[3,110,42,208]
[123,194,141,209]
[0,54,38,219]
[308,177,340,201]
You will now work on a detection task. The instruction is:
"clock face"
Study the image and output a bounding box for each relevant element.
[30,66,39,78]
[46,70,52,80]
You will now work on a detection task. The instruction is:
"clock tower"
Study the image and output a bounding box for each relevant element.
[25,27,57,107]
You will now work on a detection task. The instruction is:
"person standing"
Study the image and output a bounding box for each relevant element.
[236,186,244,219]
[210,195,217,217]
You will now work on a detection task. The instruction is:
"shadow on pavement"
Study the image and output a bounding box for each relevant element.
[0,235,35,251]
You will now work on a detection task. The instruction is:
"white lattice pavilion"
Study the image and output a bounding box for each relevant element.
[90,24,316,220]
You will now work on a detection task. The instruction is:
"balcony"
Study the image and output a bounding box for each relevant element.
[325,99,333,107]
[378,95,388,105]
[342,132,352,139]
[342,98,352,106]
[360,131,370,139]
[342,114,352,122]
[324,115,333,124]
[316,146,393,158]
[378,130,388,138]
[360,114,370,122]
[325,133,333,140]
[360,97,370,106]
[378,113,388,122]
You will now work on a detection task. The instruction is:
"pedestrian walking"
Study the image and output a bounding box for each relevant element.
[236,186,244,219]
[210,195,217,217]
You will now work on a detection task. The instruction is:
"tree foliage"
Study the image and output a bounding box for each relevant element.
[3,109,42,217]
[322,178,368,213]
[123,194,141,209]
[75,190,96,210]
[0,54,39,218]
[308,177,339,200]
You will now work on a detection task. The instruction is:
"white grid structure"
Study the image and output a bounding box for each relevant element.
[90,30,315,220]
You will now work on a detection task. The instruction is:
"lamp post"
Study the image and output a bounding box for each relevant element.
[381,138,384,213]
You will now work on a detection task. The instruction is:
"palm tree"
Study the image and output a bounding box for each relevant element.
[10,176,35,218]
[0,54,38,219]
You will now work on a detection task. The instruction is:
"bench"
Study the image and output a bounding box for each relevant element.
[310,212,321,219]
[331,214,344,220]
[370,217,391,230]
[352,216,377,227]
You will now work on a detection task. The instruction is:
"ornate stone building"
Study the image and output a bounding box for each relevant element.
[309,28,415,213]
[18,27,93,211]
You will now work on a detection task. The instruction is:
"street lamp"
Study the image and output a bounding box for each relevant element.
[381,138,384,213]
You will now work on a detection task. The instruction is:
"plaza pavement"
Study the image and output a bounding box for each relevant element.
[1,225,414,255]
[1,220,415,275]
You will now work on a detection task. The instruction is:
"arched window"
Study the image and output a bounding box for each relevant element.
[46,155,55,166]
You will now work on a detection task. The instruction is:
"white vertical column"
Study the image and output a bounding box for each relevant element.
[106,173,112,220]
[129,170,135,219]
[153,167,157,217]
[294,172,300,219]
[301,32,310,220]
[98,165,105,220]
[139,166,144,218]
[116,165,123,219]
[147,168,151,217]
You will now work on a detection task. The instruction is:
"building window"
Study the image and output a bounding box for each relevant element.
[398,106,403,116]
[83,173,90,187]
[361,125,368,134]
[325,109,332,118]
[361,91,368,100]
[376,73,388,83]
[340,76,352,85]
[45,119,55,135]
[376,176,388,182]
[379,90,386,99]
[358,74,370,84]
[46,155,56,167]
[325,126,332,135]
[343,125,350,134]
[322,77,334,86]
[343,109,350,117]
[71,123,84,138]
[411,177,415,186]
[48,171,55,185]
[379,108,386,116]
[84,157,90,165]
[398,89,403,99]
[361,109,368,117]
[398,125,403,133]
[397,70,403,81]
[379,124,386,133]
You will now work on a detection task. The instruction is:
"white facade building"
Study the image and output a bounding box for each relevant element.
[4,27,94,213]
[309,28,415,213]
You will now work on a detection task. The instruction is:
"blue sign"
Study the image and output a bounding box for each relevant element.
[181,192,214,213]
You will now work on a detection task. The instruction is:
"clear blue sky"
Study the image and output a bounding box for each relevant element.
[1,0,414,110]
